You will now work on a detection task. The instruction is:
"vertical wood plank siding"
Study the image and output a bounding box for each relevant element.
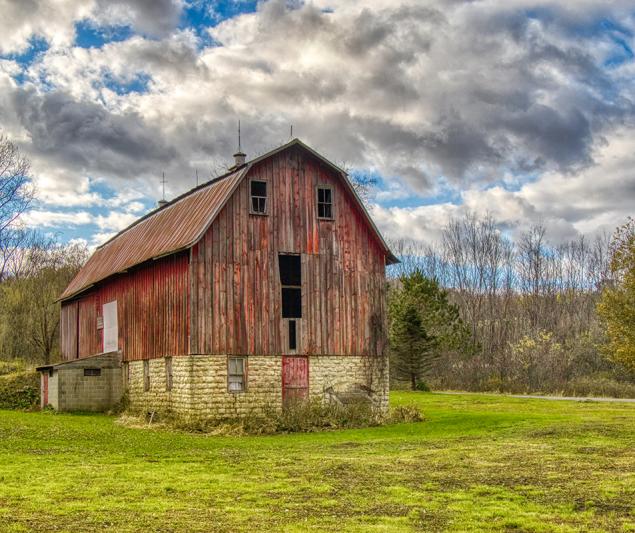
[191,146,387,357]
[60,253,189,361]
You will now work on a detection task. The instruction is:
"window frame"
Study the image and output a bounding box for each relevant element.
[227,356,247,393]
[316,185,334,220]
[249,179,268,216]
[83,368,101,377]
[279,253,302,319]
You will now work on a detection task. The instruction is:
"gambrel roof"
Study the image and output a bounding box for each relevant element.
[60,139,398,301]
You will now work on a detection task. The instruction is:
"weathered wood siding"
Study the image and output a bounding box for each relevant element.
[60,253,189,361]
[190,146,387,356]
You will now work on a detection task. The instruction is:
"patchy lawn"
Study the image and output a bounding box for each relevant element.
[0,393,633,532]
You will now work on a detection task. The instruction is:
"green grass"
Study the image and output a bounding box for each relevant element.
[0,393,633,532]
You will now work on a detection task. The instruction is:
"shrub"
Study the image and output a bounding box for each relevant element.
[563,375,635,399]
[388,404,425,423]
[0,371,40,409]
[415,381,430,392]
[0,360,25,376]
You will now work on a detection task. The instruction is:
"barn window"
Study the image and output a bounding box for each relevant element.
[143,360,150,391]
[317,186,333,219]
[279,254,302,318]
[84,368,101,377]
[250,180,267,214]
[165,357,173,391]
[228,357,246,393]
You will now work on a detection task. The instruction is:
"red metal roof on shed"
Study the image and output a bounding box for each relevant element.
[60,166,247,300]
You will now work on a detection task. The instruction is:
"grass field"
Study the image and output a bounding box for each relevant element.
[0,393,633,532]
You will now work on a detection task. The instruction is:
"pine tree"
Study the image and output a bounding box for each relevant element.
[389,270,472,390]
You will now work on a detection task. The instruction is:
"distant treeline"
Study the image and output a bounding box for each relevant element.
[388,214,635,397]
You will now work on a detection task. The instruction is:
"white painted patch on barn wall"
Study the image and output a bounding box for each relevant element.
[103,301,118,353]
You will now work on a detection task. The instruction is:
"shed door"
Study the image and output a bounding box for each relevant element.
[41,373,48,408]
[282,356,308,403]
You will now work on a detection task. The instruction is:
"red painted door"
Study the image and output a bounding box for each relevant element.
[282,356,309,403]
[42,373,48,408]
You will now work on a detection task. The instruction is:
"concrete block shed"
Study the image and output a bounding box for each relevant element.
[37,352,122,411]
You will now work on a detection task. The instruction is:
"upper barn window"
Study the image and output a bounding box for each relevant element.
[250,180,267,215]
[316,186,333,219]
[279,254,302,319]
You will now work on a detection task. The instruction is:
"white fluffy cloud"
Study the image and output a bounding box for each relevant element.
[0,0,183,54]
[372,126,635,244]
[1,0,634,247]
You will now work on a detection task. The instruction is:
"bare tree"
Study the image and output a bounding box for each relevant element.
[0,135,33,280]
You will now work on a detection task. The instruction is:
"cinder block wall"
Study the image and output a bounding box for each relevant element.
[58,368,122,411]
[126,354,389,418]
[43,352,123,412]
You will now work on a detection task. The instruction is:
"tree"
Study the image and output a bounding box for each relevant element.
[389,270,472,390]
[0,239,87,364]
[0,135,33,280]
[597,218,635,373]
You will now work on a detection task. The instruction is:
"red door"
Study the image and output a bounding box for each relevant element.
[42,373,48,408]
[282,356,309,404]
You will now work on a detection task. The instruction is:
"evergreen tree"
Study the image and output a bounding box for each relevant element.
[389,270,472,390]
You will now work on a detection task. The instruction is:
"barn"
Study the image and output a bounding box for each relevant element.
[38,139,398,416]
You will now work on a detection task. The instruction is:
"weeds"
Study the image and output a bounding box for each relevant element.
[120,397,424,435]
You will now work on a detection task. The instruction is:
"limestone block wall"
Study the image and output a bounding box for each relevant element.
[309,355,389,411]
[126,354,389,418]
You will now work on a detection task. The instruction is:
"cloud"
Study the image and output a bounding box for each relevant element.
[23,210,93,228]
[372,126,635,245]
[0,0,183,54]
[1,0,634,247]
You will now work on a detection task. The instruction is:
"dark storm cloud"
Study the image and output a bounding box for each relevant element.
[12,88,178,179]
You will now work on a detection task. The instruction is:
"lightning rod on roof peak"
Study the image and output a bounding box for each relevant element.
[238,119,241,153]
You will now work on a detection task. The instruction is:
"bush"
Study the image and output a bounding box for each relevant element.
[0,360,26,376]
[120,398,425,435]
[415,381,430,392]
[0,371,40,409]
[563,375,635,399]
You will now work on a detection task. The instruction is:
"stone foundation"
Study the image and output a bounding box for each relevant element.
[126,354,388,418]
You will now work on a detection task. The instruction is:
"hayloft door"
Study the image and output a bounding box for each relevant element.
[282,356,308,404]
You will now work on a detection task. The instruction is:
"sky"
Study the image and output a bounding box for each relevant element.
[0,0,634,249]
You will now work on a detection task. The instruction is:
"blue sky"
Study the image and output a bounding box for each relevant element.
[1,0,633,247]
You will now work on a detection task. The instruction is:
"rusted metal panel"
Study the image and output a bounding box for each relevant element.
[60,168,247,301]
[65,253,189,362]
[282,356,309,402]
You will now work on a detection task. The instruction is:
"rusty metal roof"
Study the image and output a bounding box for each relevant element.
[60,166,248,300]
[60,139,397,301]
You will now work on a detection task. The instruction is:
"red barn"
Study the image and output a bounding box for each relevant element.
[40,139,397,415]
